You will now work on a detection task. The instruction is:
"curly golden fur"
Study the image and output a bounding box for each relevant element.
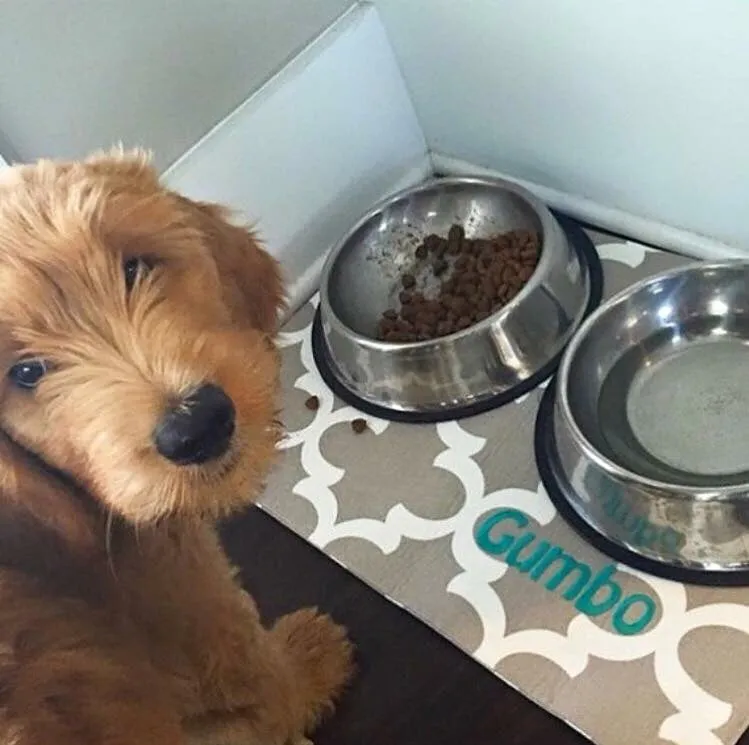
[0,149,354,744]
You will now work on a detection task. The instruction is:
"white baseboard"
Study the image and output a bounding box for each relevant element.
[432,153,744,262]
[164,2,429,318]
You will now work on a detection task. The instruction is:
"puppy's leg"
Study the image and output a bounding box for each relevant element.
[0,574,184,745]
[270,606,354,731]
[119,520,353,744]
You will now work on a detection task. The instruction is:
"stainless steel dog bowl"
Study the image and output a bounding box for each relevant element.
[550,260,749,575]
[315,176,599,419]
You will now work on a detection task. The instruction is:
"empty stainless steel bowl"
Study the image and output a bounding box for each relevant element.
[315,176,598,418]
[550,261,749,575]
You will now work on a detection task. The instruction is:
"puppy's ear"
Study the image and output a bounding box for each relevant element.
[176,195,287,334]
[0,432,98,556]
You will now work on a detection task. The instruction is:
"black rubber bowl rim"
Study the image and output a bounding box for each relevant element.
[310,212,604,424]
[533,378,749,587]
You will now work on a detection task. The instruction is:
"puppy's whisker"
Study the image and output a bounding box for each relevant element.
[104,508,119,583]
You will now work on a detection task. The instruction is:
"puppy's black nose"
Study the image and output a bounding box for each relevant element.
[154,383,236,465]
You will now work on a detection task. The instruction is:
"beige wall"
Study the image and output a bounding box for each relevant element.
[0,0,352,170]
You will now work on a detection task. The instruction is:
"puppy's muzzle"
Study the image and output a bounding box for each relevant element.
[153,383,236,465]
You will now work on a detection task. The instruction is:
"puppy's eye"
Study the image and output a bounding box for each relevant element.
[8,359,48,389]
[123,257,151,292]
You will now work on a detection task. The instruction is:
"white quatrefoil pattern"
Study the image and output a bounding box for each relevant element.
[259,227,749,745]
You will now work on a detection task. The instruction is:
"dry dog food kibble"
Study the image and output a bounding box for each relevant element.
[376,224,541,343]
[304,395,320,411]
[351,418,368,434]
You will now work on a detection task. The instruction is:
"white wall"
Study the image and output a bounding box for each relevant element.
[0,0,352,170]
[7,0,746,296]
[375,0,749,250]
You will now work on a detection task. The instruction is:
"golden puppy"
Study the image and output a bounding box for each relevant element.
[0,149,353,744]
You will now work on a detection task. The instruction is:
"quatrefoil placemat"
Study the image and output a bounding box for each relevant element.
[259,225,749,745]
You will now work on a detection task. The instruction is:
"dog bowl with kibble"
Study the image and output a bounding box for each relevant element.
[536,261,749,583]
[311,176,602,422]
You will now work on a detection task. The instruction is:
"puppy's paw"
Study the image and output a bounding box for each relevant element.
[272,608,354,726]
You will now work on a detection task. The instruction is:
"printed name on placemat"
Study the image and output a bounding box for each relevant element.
[474,508,657,635]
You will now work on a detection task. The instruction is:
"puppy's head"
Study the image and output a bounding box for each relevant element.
[0,148,286,523]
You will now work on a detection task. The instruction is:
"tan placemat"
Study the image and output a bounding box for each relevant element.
[259,227,749,745]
